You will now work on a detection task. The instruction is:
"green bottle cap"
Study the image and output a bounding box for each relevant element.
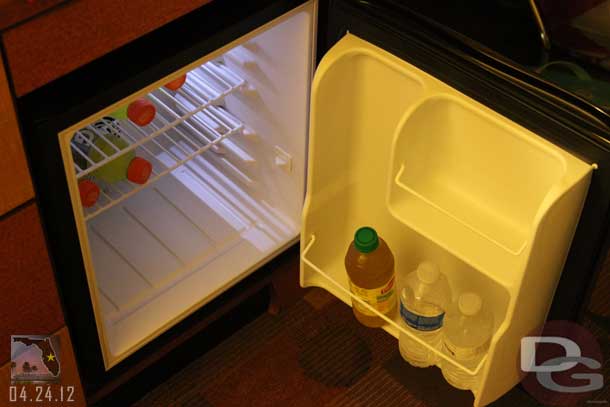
[354,226,379,253]
[109,105,129,120]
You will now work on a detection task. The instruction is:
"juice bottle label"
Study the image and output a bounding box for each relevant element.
[349,276,396,316]
[400,301,444,331]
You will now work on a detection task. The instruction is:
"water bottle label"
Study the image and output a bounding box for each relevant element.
[400,302,444,331]
[349,276,396,317]
[444,338,490,361]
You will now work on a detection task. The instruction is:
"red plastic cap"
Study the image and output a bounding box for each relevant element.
[127,98,156,126]
[79,180,100,208]
[127,157,152,184]
[164,74,187,91]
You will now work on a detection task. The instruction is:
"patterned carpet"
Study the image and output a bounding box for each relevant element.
[132,288,609,407]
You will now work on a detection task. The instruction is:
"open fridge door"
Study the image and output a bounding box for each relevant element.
[300,34,594,406]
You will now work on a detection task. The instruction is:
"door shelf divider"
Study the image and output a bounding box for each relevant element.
[301,233,487,377]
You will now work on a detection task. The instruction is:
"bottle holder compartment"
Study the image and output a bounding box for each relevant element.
[300,201,511,381]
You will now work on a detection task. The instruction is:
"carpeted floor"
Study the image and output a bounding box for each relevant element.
[132,288,609,407]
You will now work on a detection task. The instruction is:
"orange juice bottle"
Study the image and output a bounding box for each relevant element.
[345,226,396,327]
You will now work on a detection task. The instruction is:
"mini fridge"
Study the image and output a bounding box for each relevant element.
[19,0,610,405]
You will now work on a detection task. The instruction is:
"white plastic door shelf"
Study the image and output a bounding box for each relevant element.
[300,33,594,406]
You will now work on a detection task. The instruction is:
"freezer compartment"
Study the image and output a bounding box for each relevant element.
[301,33,593,406]
[58,2,314,368]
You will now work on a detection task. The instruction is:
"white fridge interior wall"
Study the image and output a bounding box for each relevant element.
[58,1,315,369]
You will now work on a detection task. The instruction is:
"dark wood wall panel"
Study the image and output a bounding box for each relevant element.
[0,203,64,364]
[0,0,69,31]
[3,0,213,96]
[0,55,34,215]
[587,249,610,317]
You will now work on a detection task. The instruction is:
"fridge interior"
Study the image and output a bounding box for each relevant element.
[57,2,315,368]
[301,34,594,406]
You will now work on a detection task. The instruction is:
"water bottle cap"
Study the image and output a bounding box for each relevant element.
[354,227,379,253]
[458,292,482,316]
[109,105,128,120]
[416,261,440,284]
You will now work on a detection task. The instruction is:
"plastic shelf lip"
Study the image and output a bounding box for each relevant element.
[301,233,486,376]
[393,164,527,256]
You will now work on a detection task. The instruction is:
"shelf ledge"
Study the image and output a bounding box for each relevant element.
[394,164,528,256]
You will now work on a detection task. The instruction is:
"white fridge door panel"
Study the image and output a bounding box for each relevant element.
[301,33,594,406]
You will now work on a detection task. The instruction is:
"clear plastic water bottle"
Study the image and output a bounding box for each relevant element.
[398,261,451,367]
[441,292,493,390]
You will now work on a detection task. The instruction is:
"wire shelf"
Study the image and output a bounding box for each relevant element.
[69,60,249,220]
[71,60,246,181]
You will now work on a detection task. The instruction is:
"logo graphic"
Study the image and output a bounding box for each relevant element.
[520,320,605,406]
[10,335,61,383]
